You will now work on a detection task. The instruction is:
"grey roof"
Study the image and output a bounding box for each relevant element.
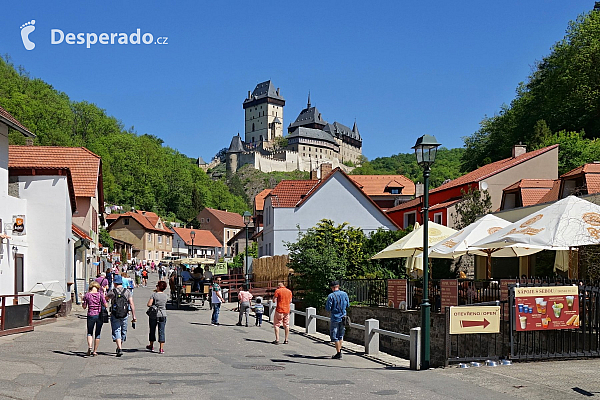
[243,80,284,103]
[324,121,361,141]
[227,134,244,153]
[197,156,207,165]
[287,127,337,145]
[273,116,282,124]
[289,106,327,129]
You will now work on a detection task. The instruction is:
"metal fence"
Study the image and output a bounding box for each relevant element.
[340,279,387,307]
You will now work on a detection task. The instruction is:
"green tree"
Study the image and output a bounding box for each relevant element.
[451,188,492,229]
[99,228,114,253]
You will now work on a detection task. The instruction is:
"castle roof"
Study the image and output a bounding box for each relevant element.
[244,80,284,104]
[324,121,361,142]
[227,134,244,153]
[197,156,207,165]
[287,127,337,145]
[289,106,327,129]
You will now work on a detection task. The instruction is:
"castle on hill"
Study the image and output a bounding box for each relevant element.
[226,80,363,174]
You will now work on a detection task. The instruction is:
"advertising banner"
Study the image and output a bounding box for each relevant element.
[514,285,579,331]
[387,279,407,309]
[12,215,25,236]
[441,279,458,314]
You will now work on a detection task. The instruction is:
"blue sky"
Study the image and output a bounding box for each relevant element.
[2,1,593,161]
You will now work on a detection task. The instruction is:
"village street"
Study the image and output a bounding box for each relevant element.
[0,275,596,400]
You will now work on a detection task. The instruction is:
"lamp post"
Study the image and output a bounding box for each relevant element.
[190,230,196,259]
[243,211,252,287]
[412,134,441,370]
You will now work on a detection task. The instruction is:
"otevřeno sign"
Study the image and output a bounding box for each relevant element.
[51,29,168,48]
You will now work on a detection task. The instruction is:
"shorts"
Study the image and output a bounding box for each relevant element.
[330,320,345,342]
[273,312,289,328]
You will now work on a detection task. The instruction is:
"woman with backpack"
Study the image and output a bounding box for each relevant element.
[146,280,168,354]
[142,268,149,287]
[82,281,108,357]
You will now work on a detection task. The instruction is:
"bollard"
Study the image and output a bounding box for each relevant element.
[289,303,295,327]
[364,318,379,355]
[306,307,316,334]
[410,327,421,370]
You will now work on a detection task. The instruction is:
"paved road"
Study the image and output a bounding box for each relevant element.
[0,275,596,399]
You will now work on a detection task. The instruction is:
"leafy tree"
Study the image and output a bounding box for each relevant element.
[273,136,288,150]
[99,228,114,253]
[230,242,258,269]
[362,228,411,278]
[451,188,492,229]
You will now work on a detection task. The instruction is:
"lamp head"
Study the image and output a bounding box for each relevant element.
[190,230,196,239]
[412,135,441,168]
[243,211,252,225]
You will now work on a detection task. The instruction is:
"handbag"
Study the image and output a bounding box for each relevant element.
[146,294,158,318]
[100,304,109,323]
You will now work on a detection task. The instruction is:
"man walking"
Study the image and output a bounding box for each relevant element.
[272,282,292,345]
[106,275,136,357]
[325,280,349,359]
[211,277,225,326]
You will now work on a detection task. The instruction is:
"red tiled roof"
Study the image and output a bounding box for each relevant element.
[72,224,93,241]
[205,208,245,227]
[9,146,103,204]
[254,189,272,212]
[386,197,423,213]
[521,188,554,206]
[106,214,120,222]
[561,163,600,178]
[268,180,320,208]
[431,145,559,194]
[503,179,555,191]
[0,105,34,137]
[349,175,415,196]
[172,227,221,247]
[108,211,172,234]
[536,180,561,204]
[430,199,461,211]
[586,175,600,194]
[136,210,160,226]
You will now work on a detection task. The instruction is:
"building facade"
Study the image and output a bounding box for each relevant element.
[196,208,245,257]
[171,227,221,258]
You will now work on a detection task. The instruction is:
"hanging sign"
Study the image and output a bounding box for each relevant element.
[12,215,25,236]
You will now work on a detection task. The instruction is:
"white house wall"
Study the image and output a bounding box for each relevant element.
[263,172,397,255]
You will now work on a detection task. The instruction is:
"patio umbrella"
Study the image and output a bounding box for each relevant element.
[371,221,457,260]
[427,214,544,279]
[174,257,215,265]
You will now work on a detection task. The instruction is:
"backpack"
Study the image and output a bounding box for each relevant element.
[111,288,129,319]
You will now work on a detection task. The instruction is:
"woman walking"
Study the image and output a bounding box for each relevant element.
[236,285,253,327]
[82,281,108,356]
[146,280,168,354]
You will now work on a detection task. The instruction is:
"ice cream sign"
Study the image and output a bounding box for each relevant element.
[514,286,579,331]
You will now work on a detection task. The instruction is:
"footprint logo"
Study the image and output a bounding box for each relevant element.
[20,20,36,50]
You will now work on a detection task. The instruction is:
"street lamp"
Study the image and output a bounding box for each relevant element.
[243,211,252,287]
[177,239,181,257]
[190,230,196,258]
[412,134,441,370]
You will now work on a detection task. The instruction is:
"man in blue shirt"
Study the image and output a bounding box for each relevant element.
[325,280,350,359]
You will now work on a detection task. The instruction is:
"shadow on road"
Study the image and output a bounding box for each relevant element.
[244,338,276,344]
[190,322,235,327]
[52,350,87,358]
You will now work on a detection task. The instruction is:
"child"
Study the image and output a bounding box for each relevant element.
[253,297,264,327]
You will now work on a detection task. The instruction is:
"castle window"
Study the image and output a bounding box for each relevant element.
[260,135,263,141]
[252,123,255,132]
[252,137,255,142]
[303,153,305,157]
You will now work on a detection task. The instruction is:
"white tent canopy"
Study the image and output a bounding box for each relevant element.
[371,222,457,259]
[471,196,599,250]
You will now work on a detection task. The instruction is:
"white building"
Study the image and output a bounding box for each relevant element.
[0,107,75,310]
[257,167,399,256]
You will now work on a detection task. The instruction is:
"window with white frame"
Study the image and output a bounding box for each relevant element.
[158,235,162,244]
[433,212,443,224]
[404,212,416,229]
[166,236,170,245]
[148,233,152,242]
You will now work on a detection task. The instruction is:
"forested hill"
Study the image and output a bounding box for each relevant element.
[0,55,247,222]
[461,8,600,175]
[351,148,465,188]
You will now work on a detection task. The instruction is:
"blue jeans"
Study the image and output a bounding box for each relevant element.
[110,315,128,342]
[255,313,263,326]
[211,303,221,324]
[330,320,345,342]
[86,315,103,339]
[149,317,167,343]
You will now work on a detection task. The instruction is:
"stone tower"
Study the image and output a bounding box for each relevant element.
[243,80,285,146]
[226,134,244,174]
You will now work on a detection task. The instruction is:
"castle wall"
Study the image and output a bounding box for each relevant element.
[245,102,284,144]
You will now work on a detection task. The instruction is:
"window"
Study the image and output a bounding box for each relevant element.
[390,188,400,194]
[260,135,263,141]
[148,233,152,242]
[252,123,255,132]
[124,218,129,225]
[404,212,417,229]
[158,235,162,244]
[433,212,443,224]
[167,236,170,245]
[206,218,210,223]
[156,251,159,259]
[227,231,230,239]
[201,218,204,223]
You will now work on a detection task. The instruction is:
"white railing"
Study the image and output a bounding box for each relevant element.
[267,301,421,370]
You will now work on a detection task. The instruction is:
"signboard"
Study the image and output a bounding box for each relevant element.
[514,285,579,331]
[500,279,517,320]
[387,279,407,309]
[212,262,228,275]
[441,279,458,313]
[449,306,501,334]
[12,215,25,236]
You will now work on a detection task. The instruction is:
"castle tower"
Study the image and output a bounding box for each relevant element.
[226,133,244,174]
[243,80,285,146]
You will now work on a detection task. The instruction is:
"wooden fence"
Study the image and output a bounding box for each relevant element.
[252,255,290,282]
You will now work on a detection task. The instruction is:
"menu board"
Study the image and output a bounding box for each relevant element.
[500,279,517,321]
[514,285,579,331]
[440,279,458,314]
[387,279,407,310]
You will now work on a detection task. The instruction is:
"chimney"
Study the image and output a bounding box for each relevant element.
[415,183,424,197]
[320,163,332,179]
[276,88,280,96]
[26,138,34,146]
[247,90,251,99]
[310,169,318,180]
[512,144,527,158]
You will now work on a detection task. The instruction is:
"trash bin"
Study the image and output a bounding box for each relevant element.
[222,288,229,302]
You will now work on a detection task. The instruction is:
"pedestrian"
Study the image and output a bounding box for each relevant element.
[146,280,168,354]
[253,297,264,327]
[122,272,134,291]
[142,267,149,287]
[325,280,350,359]
[211,277,225,326]
[106,275,137,357]
[202,266,213,282]
[135,267,142,286]
[105,268,113,290]
[82,281,108,357]
[236,285,253,327]
[95,272,109,294]
[158,264,164,281]
[272,282,292,345]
